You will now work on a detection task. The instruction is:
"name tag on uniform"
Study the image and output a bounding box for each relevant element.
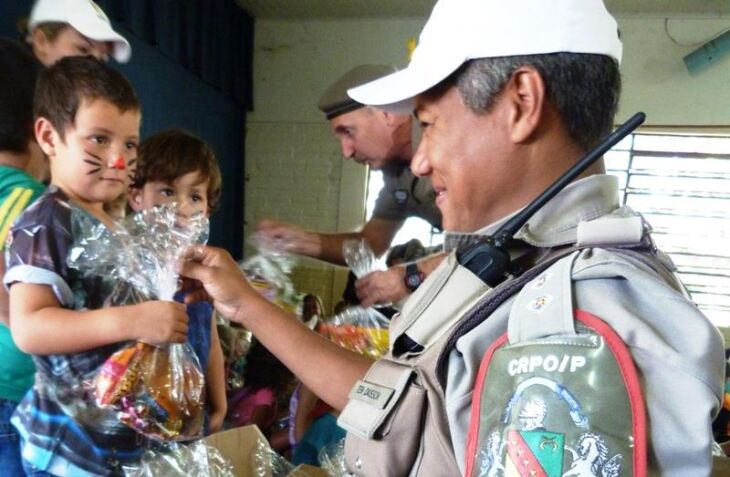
[348,380,395,409]
[393,189,408,205]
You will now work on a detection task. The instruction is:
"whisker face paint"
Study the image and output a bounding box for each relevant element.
[83,154,102,175]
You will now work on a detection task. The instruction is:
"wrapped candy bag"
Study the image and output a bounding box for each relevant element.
[240,233,301,314]
[317,307,389,358]
[251,437,295,477]
[342,238,382,278]
[124,440,235,477]
[316,240,390,358]
[94,342,204,441]
[318,438,347,476]
[68,205,208,441]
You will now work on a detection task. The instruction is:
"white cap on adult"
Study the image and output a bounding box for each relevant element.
[29,0,131,63]
[348,0,621,112]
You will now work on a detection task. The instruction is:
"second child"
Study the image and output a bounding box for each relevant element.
[128,128,226,433]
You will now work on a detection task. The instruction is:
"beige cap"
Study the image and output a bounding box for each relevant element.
[317,64,396,120]
[349,0,621,113]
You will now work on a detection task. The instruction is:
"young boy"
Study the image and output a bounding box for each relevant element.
[127,128,226,434]
[4,56,189,476]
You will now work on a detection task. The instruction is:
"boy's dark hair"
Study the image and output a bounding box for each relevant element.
[133,129,222,211]
[0,38,40,153]
[34,55,139,138]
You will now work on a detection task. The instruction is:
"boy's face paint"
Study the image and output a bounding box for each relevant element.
[129,171,210,220]
[41,98,140,209]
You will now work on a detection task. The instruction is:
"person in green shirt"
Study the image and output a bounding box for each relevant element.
[0,38,46,477]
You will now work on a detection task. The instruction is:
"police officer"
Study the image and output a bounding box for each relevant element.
[257,65,445,306]
[179,0,724,475]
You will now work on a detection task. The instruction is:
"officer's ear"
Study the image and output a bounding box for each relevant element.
[502,66,546,144]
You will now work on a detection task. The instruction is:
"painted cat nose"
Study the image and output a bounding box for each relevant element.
[111,156,126,170]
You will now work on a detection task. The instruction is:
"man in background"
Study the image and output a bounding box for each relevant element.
[259,64,444,304]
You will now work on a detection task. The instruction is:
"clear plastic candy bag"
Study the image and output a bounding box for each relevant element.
[318,438,347,476]
[68,205,208,441]
[94,342,205,441]
[342,238,381,278]
[251,437,295,477]
[124,440,235,476]
[241,233,301,314]
[317,307,390,358]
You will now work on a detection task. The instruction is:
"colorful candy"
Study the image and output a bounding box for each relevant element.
[94,342,204,441]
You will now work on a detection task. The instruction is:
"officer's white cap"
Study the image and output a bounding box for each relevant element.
[348,0,622,113]
[29,0,131,63]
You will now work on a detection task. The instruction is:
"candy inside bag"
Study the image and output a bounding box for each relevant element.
[68,205,209,441]
[317,307,390,358]
[94,342,204,441]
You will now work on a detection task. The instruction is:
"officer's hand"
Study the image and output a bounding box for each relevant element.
[355,266,410,308]
[257,219,321,257]
[177,245,261,325]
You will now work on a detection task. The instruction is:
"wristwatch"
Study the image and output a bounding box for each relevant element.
[404,263,426,292]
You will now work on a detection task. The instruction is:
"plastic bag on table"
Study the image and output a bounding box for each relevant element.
[251,436,295,477]
[317,307,389,358]
[241,233,301,314]
[68,205,208,441]
[318,438,347,476]
[123,440,235,477]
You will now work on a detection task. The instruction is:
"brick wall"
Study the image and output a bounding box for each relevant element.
[244,121,347,313]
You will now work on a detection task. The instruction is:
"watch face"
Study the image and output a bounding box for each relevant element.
[406,274,421,288]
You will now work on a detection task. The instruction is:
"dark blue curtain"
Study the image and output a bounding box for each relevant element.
[0,1,253,259]
[97,0,253,107]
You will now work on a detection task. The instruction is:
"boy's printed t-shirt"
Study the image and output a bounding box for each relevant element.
[3,186,146,477]
[0,166,45,402]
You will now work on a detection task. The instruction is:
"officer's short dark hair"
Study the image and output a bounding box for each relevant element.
[453,53,621,151]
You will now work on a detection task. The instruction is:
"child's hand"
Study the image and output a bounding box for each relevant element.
[208,405,226,434]
[132,301,189,345]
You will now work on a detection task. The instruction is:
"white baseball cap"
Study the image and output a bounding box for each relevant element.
[29,0,131,63]
[348,0,622,112]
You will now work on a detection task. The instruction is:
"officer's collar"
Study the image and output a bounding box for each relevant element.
[443,174,619,252]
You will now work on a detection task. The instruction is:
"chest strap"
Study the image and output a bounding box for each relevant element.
[435,239,654,388]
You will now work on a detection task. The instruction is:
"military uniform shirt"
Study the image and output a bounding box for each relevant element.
[372,164,442,230]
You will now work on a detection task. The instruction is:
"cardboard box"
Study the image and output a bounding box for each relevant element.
[712,456,730,476]
[204,425,329,477]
